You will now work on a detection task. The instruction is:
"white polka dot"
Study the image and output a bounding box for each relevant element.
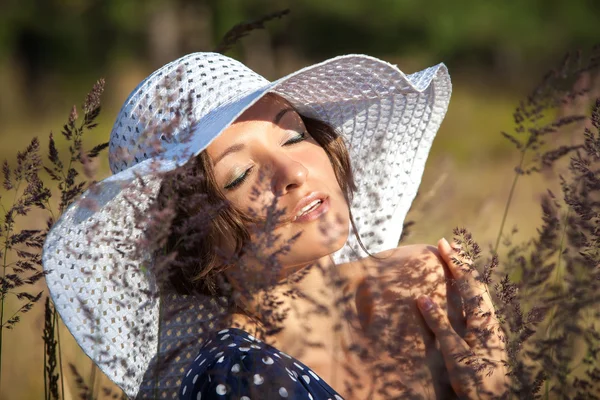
[335,395,343,400]
[192,374,199,384]
[273,353,281,358]
[221,334,230,340]
[247,334,256,341]
[194,353,201,361]
[209,347,218,353]
[279,387,288,397]
[218,329,229,334]
[293,362,304,370]
[241,355,247,360]
[280,351,292,359]
[239,346,250,352]
[228,343,237,347]
[308,370,320,381]
[262,356,274,365]
[216,384,227,395]
[240,397,250,400]
[302,375,310,384]
[217,356,225,363]
[231,364,240,373]
[182,386,187,395]
[308,395,313,400]
[186,369,192,377]
[251,344,261,349]
[199,359,206,366]
[215,351,223,357]
[253,374,264,385]
[285,367,297,381]
[196,392,201,400]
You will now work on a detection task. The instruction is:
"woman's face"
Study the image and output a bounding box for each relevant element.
[206,94,350,278]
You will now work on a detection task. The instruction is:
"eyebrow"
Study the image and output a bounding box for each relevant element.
[213,107,294,166]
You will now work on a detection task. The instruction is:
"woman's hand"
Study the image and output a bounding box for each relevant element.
[417,238,509,399]
[343,244,466,399]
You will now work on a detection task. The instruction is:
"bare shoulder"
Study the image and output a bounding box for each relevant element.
[336,243,444,291]
[370,243,441,264]
[338,243,441,273]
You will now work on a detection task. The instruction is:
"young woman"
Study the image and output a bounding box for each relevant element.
[43,52,507,399]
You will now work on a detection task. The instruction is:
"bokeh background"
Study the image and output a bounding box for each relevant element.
[1,1,599,398]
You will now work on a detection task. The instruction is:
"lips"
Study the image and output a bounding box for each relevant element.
[291,192,329,221]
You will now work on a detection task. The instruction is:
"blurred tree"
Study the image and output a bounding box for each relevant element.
[0,0,598,120]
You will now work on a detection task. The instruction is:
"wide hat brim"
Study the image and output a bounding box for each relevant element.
[42,53,451,398]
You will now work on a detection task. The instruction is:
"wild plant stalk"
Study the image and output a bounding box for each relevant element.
[0,77,107,398]
[214,9,290,54]
[492,49,600,398]
[494,49,598,253]
[494,151,526,253]
[42,79,107,400]
[43,297,59,400]
[0,137,50,393]
[54,309,65,400]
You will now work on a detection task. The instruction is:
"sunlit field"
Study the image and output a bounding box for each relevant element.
[2,67,577,398]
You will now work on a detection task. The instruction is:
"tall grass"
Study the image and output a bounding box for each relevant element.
[0,14,598,399]
[0,79,107,399]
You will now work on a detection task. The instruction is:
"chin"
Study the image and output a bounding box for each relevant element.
[318,214,350,253]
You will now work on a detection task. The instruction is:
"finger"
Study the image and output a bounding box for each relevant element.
[417,295,483,398]
[438,237,480,288]
[417,295,470,362]
[445,272,467,337]
[438,238,506,355]
[438,238,496,331]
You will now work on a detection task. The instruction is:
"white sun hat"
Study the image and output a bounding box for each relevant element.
[42,52,451,398]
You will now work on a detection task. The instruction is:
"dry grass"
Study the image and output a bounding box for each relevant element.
[0,76,550,399]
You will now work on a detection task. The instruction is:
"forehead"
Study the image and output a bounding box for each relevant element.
[235,93,293,123]
[205,94,300,159]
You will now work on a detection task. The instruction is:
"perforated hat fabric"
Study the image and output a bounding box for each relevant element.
[42,52,451,399]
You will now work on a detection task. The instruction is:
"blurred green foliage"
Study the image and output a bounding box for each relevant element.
[0,0,598,143]
[1,0,598,78]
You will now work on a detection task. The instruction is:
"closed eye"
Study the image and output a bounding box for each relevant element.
[224,131,309,190]
[224,165,254,190]
[283,131,307,146]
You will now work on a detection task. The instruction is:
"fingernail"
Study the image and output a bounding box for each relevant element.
[441,237,451,251]
[418,295,433,311]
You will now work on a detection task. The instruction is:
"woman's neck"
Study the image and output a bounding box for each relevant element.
[230,254,367,376]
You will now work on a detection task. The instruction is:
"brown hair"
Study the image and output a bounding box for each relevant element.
[156,112,369,297]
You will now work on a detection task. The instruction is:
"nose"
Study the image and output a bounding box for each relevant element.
[269,155,308,196]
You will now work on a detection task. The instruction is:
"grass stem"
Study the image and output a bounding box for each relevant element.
[543,209,570,399]
[43,327,48,400]
[494,151,526,254]
[54,309,65,400]
[88,360,97,400]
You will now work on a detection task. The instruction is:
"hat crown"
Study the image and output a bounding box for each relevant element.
[108,53,269,174]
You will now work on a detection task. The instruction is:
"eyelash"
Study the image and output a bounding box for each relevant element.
[224,131,308,190]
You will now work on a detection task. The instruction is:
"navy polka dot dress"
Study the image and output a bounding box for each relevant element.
[180,328,344,399]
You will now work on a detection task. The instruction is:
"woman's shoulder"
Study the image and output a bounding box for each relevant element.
[338,244,441,274]
[334,244,441,296]
[180,328,343,400]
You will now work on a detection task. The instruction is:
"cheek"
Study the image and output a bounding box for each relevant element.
[227,189,273,218]
[304,149,337,180]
